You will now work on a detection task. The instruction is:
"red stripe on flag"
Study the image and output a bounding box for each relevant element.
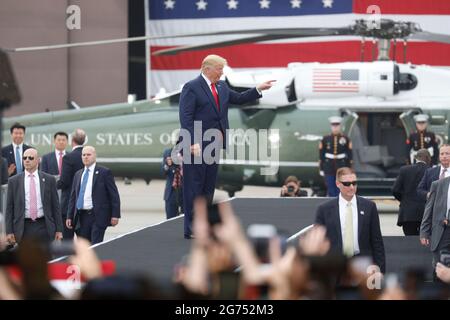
[353,0,450,15]
[151,41,450,69]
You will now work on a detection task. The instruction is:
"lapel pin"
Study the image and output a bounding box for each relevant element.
[95,171,99,175]
[360,211,364,215]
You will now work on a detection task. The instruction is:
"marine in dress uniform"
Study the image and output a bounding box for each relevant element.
[407,114,439,165]
[319,116,353,197]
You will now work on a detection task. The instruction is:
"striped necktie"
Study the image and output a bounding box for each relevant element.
[343,202,354,257]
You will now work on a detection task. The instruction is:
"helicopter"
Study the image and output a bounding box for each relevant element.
[3,18,450,196]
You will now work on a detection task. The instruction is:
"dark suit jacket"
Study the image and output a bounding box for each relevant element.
[1,157,8,185]
[420,177,450,252]
[57,146,83,216]
[5,171,62,242]
[392,162,428,226]
[1,143,32,176]
[315,196,386,273]
[179,75,261,149]
[67,165,121,229]
[41,151,67,176]
[417,165,441,201]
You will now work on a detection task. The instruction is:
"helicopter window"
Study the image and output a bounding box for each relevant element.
[399,73,418,91]
[380,75,388,80]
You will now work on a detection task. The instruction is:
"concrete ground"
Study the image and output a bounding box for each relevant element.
[104,179,403,241]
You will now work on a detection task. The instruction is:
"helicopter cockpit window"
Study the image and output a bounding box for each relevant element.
[399,73,418,91]
[393,64,418,93]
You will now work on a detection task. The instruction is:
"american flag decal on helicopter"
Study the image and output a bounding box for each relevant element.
[312,68,359,92]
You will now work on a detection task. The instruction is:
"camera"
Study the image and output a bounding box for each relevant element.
[287,185,295,193]
[247,224,277,263]
[50,240,76,257]
[440,250,450,267]
[207,203,222,226]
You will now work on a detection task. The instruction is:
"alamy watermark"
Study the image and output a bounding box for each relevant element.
[171,122,280,176]
[365,5,381,30]
[66,5,81,30]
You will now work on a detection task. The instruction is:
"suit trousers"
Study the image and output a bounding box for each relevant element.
[182,160,219,237]
[402,222,421,236]
[23,218,50,243]
[77,210,106,245]
[325,175,339,197]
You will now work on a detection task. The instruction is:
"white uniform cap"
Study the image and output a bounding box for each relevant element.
[328,116,343,124]
[414,114,429,123]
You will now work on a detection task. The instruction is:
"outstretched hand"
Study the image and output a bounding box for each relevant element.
[257,80,276,91]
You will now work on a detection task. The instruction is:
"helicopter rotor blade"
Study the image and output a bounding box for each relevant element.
[152,34,330,56]
[152,27,354,56]
[408,31,450,44]
[4,27,352,53]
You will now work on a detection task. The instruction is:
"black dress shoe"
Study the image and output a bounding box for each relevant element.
[184,234,195,239]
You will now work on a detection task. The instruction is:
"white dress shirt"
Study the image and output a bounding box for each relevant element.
[439,165,450,179]
[54,150,66,162]
[338,194,360,255]
[80,163,96,210]
[24,170,44,219]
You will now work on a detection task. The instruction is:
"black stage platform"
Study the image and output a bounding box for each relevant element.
[89,198,433,281]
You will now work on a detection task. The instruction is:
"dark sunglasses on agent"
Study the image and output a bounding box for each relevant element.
[340,181,357,187]
[23,156,35,161]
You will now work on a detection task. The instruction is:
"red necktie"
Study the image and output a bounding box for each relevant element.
[211,83,220,111]
[58,152,63,175]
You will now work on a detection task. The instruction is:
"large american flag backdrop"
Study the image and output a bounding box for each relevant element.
[146,0,450,97]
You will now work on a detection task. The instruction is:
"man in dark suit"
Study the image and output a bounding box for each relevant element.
[179,54,274,239]
[66,146,120,244]
[420,175,450,278]
[315,167,385,273]
[5,148,63,245]
[417,144,450,200]
[40,131,69,176]
[162,148,183,219]
[57,128,86,240]
[1,122,32,177]
[392,149,431,235]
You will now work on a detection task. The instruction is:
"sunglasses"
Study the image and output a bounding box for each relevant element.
[340,181,357,187]
[23,156,35,160]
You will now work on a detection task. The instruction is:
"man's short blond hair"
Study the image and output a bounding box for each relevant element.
[201,55,227,71]
[336,167,355,181]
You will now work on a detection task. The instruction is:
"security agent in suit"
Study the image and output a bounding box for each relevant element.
[392,149,431,235]
[57,129,86,240]
[420,175,450,277]
[40,131,69,176]
[406,114,439,165]
[162,148,183,219]
[319,116,353,197]
[417,144,450,201]
[1,122,32,177]
[5,148,63,245]
[66,146,120,244]
[179,54,274,239]
[315,167,385,273]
